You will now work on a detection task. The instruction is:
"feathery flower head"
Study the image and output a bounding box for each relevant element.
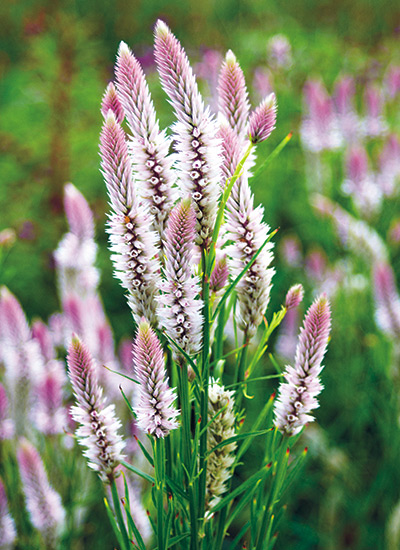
[0,228,16,249]
[285,284,304,310]
[217,49,250,137]
[115,40,175,238]
[206,379,237,514]
[210,254,229,295]
[133,319,179,438]
[267,34,292,69]
[248,93,277,144]
[274,294,331,436]
[154,19,222,248]
[378,133,400,196]
[101,81,124,123]
[301,79,341,152]
[0,478,16,549]
[0,384,14,440]
[100,110,161,325]
[17,438,65,545]
[158,199,203,357]
[373,261,400,339]
[67,335,125,482]
[64,183,95,241]
[0,286,30,344]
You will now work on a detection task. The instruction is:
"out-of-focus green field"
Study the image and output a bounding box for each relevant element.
[1,1,400,548]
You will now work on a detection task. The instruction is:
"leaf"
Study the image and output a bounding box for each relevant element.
[121,460,155,484]
[207,430,270,456]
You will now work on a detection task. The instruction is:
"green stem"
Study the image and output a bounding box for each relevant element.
[198,248,211,535]
[110,479,131,550]
[154,437,166,550]
[234,334,250,411]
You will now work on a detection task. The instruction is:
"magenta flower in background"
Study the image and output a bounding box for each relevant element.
[362,84,387,138]
[252,67,274,105]
[373,262,400,339]
[132,319,179,438]
[17,438,65,546]
[158,198,203,357]
[154,19,222,248]
[378,134,400,196]
[34,361,67,436]
[67,336,125,482]
[0,384,14,440]
[385,64,400,99]
[0,478,16,549]
[195,48,223,112]
[274,294,331,436]
[267,34,292,70]
[115,42,175,238]
[333,74,360,143]
[301,79,341,152]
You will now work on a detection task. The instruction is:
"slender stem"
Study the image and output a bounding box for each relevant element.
[110,479,131,550]
[198,248,211,534]
[154,437,166,550]
[233,334,250,411]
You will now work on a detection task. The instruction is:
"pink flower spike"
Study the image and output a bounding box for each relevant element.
[210,255,229,295]
[101,82,124,123]
[285,284,304,310]
[34,361,67,436]
[133,319,179,438]
[248,93,277,144]
[154,19,222,248]
[17,438,65,545]
[217,50,250,138]
[64,183,95,241]
[158,199,203,357]
[0,478,16,548]
[67,335,125,482]
[115,41,174,238]
[0,384,14,440]
[274,294,331,436]
[32,320,55,362]
[373,262,400,339]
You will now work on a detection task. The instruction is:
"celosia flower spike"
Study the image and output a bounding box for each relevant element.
[205,380,237,514]
[373,262,400,339]
[274,294,331,436]
[17,438,65,546]
[115,42,175,237]
[248,93,277,144]
[0,384,14,441]
[133,319,179,438]
[284,284,304,311]
[101,82,125,124]
[67,336,125,482]
[100,110,161,325]
[220,124,275,338]
[154,19,222,248]
[158,199,203,357]
[0,478,17,549]
[217,50,250,138]
[210,255,229,295]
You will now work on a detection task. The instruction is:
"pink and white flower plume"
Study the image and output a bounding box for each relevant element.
[17,438,65,546]
[285,284,304,311]
[100,109,160,325]
[0,384,14,440]
[154,19,222,248]
[248,93,277,144]
[132,319,179,438]
[115,42,175,238]
[373,262,400,339]
[0,478,16,549]
[158,198,203,357]
[274,294,331,436]
[217,50,250,138]
[67,335,125,482]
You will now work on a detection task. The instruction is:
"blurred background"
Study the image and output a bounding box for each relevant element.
[1,1,400,548]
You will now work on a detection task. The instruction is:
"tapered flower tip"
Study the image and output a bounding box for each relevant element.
[101,82,124,123]
[138,317,151,333]
[63,183,94,240]
[118,40,130,57]
[154,19,169,37]
[225,49,237,64]
[285,284,304,310]
[248,93,277,144]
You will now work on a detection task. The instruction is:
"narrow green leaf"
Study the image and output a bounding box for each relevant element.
[104,498,127,550]
[252,132,293,179]
[212,230,278,323]
[123,502,147,550]
[121,460,155,484]
[207,430,270,456]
